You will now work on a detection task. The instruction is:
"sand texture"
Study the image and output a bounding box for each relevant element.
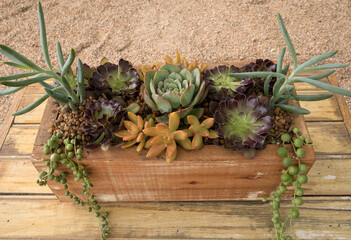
[1,0,350,130]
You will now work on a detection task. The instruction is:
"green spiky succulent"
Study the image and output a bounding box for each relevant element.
[142,64,208,122]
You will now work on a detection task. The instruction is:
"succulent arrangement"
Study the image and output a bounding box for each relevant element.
[1,2,351,240]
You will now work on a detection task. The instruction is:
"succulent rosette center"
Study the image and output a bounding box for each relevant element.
[213,94,273,158]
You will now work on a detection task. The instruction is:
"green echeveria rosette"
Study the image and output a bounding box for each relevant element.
[203,65,254,100]
[213,94,273,158]
[82,99,125,151]
[88,59,141,99]
[142,64,208,122]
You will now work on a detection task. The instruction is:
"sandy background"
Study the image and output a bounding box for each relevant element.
[1,0,350,131]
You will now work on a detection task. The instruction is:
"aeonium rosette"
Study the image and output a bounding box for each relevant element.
[213,94,273,158]
[82,99,125,151]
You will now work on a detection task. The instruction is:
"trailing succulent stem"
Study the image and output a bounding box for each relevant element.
[38,133,111,239]
[227,14,350,115]
[262,128,310,240]
[0,2,85,115]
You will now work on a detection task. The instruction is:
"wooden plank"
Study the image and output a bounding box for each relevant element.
[0,88,25,149]
[0,124,39,157]
[328,74,351,136]
[0,197,350,239]
[0,158,52,194]
[307,122,351,155]
[296,90,343,122]
[14,94,47,124]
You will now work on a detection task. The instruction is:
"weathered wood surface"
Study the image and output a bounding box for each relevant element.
[1,71,351,239]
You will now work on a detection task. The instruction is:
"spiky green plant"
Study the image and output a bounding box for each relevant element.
[228,14,350,115]
[0,2,85,115]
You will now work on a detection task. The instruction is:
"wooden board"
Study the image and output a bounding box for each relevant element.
[31,98,315,202]
[0,197,350,239]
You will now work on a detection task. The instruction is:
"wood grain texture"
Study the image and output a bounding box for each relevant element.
[0,88,25,149]
[0,197,350,239]
[31,99,315,202]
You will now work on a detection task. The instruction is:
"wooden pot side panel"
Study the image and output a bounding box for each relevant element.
[32,97,315,202]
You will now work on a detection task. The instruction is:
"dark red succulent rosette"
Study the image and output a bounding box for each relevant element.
[213,94,273,158]
[203,65,254,100]
[241,59,277,94]
[87,59,141,100]
[82,99,125,150]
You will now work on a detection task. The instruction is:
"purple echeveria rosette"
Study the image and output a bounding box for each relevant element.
[213,94,273,158]
[82,99,125,151]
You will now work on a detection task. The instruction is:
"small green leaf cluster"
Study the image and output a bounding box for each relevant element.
[0,1,85,116]
[264,128,310,240]
[37,132,111,239]
[227,14,350,115]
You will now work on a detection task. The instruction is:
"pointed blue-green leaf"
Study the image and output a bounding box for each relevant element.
[282,64,290,75]
[0,72,39,81]
[180,68,193,82]
[273,77,285,97]
[39,81,54,90]
[283,94,333,101]
[0,45,42,71]
[143,87,157,110]
[294,50,338,74]
[182,79,189,89]
[45,88,69,105]
[276,104,310,115]
[159,64,181,73]
[299,64,348,73]
[277,13,297,69]
[263,75,272,96]
[152,93,172,113]
[192,68,201,88]
[77,58,85,103]
[228,72,287,80]
[13,93,49,116]
[307,70,335,80]
[162,91,180,108]
[277,47,286,73]
[3,62,31,70]
[168,72,182,81]
[56,42,64,69]
[153,70,168,91]
[0,86,24,96]
[0,75,51,87]
[291,77,351,97]
[180,84,195,107]
[38,1,52,70]
[144,70,156,94]
[191,81,207,106]
[61,49,75,77]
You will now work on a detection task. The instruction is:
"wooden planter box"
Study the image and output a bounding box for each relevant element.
[31,63,315,202]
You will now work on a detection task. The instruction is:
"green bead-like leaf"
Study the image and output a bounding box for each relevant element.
[276,104,310,115]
